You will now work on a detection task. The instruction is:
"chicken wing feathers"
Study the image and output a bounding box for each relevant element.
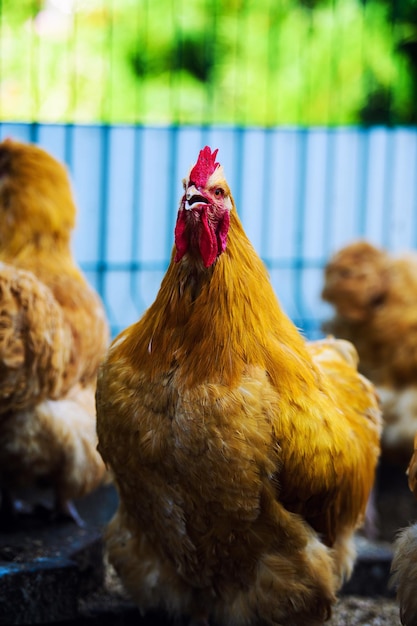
[0,262,71,414]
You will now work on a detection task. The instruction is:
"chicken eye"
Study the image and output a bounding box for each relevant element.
[214,188,224,197]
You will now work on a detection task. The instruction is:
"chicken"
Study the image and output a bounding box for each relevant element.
[0,137,109,525]
[391,432,417,626]
[96,146,381,626]
[322,240,417,465]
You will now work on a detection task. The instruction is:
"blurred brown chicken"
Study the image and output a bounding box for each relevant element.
[322,240,417,465]
[0,138,109,525]
[97,147,381,626]
[391,432,417,625]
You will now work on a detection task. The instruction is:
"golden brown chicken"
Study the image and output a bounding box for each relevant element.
[322,240,417,465]
[96,147,381,626]
[0,138,109,525]
[391,432,417,626]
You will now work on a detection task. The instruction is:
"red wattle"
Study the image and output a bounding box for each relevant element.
[217,210,230,254]
[199,210,218,267]
[174,210,189,262]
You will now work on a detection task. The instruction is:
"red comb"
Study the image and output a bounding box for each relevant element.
[189,146,220,187]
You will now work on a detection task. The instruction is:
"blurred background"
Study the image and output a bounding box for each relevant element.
[1,0,417,337]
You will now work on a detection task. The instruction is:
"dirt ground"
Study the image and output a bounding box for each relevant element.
[329,596,401,626]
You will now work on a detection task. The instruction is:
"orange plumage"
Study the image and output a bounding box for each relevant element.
[322,240,417,465]
[97,147,381,625]
[0,138,109,524]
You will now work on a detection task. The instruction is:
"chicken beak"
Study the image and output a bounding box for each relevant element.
[184,185,209,210]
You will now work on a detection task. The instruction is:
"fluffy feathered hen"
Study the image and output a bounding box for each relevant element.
[391,432,417,626]
[96,147,381,626]
[322,240,417,465]
[0,138,109,524]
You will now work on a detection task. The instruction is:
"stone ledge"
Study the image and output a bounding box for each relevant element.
[0,485,116,625]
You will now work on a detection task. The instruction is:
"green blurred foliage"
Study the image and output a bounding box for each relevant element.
[0,0,414,125]
[0,0,40,24]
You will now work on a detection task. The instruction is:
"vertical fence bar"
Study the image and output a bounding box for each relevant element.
[381,130,396,248]
[414,134,417,249]
[293,129,309,330]
[94,1,114,317]
[232,127,245,221]
[322,129,336,257]
[129,124,145,312]
[166,125,180,257]
[29,122,39,144]
[261,128,274,266]
[356,129,370,237]
[64,124,75,181]
[97,124,111,307]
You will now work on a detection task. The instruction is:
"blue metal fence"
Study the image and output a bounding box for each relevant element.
[2,122,417,339]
